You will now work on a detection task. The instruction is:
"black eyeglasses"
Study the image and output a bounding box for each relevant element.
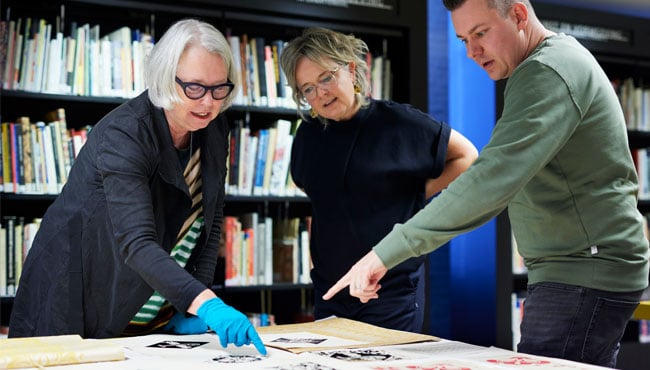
[175,76,235,100]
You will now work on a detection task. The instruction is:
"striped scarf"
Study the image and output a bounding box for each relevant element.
[129,146,204,327]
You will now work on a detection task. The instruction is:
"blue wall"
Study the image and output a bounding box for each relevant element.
[426,0,498,346]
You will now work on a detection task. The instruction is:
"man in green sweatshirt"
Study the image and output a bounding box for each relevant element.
[323,0,649,367]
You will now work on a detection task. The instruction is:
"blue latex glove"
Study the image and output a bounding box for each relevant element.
[163,311,209,334]
[196,297,267,355]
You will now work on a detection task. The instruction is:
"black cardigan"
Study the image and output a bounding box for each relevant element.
[9,92,229,338]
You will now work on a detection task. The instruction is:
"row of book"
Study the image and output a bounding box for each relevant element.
[226,32,392,107]
[227,34,293,109]
[613,77,650,132]
[1,18,153,98]
[222,214,311,287]
[0,108,309,196]
[0,17,393,107]
[0,212,312,297]
[1,109,89,194]
[226,118,306,198]
[0,216,40,296]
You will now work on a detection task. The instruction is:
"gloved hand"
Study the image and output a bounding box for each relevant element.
[163,311,209,334]
[196,297,267,355]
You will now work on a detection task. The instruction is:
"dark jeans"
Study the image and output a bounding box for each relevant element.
[313,264,425,333]
[518,282,643,368]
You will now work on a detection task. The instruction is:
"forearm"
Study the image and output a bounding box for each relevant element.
[187,288,217,315]
[426,129,478,198]
[425,155,475,198]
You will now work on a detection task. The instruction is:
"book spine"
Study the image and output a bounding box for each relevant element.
[262,127,277,196]
[53,120,68,188]
[11,18,24,91]
[252,129,268,196]
[9,123,21,193]
[0,222,6,296]
[48,122,62,191]
[18,117,34,193]
[2,20,16,90]
[264,217,273,285]
[14,217,25,291]
[41,123,58,194]
[263,45,277,107]
[243,135,257,196]
[254,37,267,106]
[228,35,244,105]
[228,121,241,195]
[5,216,17,295]
[2,123,13,192]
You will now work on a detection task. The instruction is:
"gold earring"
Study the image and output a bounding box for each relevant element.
[310,108,318,118]
[354,84,361,94]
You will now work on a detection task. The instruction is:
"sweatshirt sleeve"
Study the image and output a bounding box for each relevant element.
[374,61,582,268]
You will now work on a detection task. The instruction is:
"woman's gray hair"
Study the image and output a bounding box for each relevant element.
[145,19,239,111]
[280,27,370,123]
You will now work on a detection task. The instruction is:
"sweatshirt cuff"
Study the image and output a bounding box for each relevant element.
[373,225,420,269]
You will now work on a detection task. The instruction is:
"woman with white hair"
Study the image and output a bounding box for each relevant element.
[9,18,266,355]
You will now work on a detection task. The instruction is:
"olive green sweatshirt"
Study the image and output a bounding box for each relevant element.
[375,34,649,292]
